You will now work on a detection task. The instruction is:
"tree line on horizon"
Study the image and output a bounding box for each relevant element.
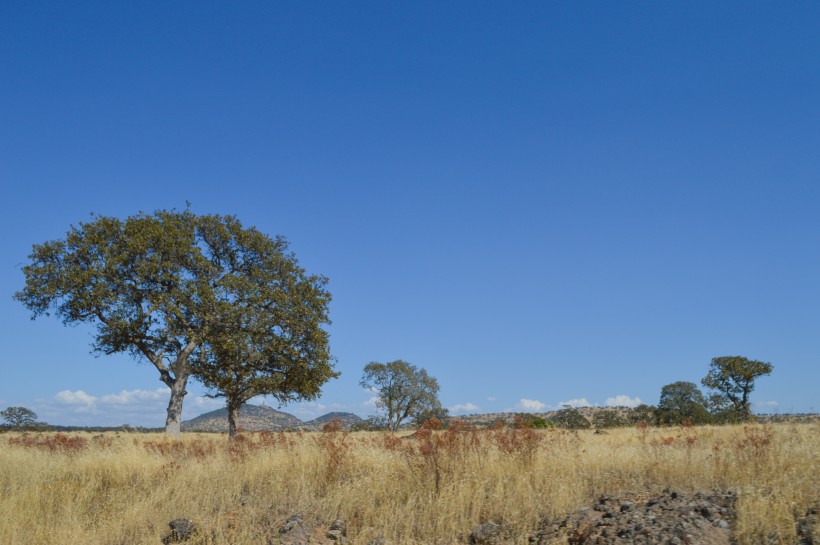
[11,208,775,437]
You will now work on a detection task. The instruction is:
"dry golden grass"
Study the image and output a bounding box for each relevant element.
[0,422,817,545]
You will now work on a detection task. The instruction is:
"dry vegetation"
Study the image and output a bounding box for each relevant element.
[0,421,817,545]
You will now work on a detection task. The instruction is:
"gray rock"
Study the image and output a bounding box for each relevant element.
[277,514,311,545]
[470,521,502,545]
[327,518,348,544]
[161,519,196,544]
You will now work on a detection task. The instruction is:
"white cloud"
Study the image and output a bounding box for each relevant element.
[518,398,546,411]
[450,402,479,414]
[54,390,98,410]
[605,395,642,408]
[486,396,496,402]
[559,398,591,408]
[101,388,166,405]
[363,396,380,407]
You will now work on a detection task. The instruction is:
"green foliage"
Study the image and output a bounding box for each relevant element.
[591,409,627,428]
[626,404,658,426]
[15,208,335,436]
[706,393,748,424]
[188,216,337,437]
[549,406,591,429]
[515,413,552,429]
[360,360,443,431]
[702,356,773,419]
[1,406,38,429]
[658,381,711,425]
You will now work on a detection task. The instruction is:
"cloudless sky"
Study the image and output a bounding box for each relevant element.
[1,1,818,426]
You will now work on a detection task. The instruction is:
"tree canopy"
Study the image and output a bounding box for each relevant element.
[188,217,336,438]
[658,381,711,425]
[15,209,334,436]
[1,406,38,429]
[360,360,443,431]
[701,356,773,419]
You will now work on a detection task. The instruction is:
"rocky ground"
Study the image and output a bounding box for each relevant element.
[160,489,818,544]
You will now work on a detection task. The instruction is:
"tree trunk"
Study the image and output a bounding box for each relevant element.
[165,372,189,437]
[227,403,239,439]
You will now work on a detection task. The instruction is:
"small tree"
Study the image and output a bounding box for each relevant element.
[360,360,442,431]
[592,409,627,429]
[658,381,711,425]
[626,404,658,426]
[702,356,773,419]
[549,406,591,429]
[1,406,38,429]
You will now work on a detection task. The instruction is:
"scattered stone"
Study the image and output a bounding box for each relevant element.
[530,489,736,545]
[161,519,196,544]
[327,519,348,544]
[470,521,503,545]
[797,507,818,545]
[366,538,388,545]
[276,514,311,545]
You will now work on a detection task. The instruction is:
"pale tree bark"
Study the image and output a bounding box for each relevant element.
[139,340,197,437]
[164,371,189,437]
[227,403,239,439]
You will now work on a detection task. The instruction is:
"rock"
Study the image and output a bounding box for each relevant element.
[276,514,311,545]
[366,538,388,545]
[470,521,502,545]
[161,519,196,544]
[796,507,818,545]
[530,489,736,545]
[326,519,348,544]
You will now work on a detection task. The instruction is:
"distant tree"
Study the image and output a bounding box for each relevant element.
[705,392,746,425]
[658,381,711,425]
[549,406,591,429]
[626,404,658,426]
[360,360,442,431]
[591,409,627,429]
[702,356,773,419]
[412,405,450,428]
[15,209,323,437]
[515,413,552,429]
[1,406,38,429]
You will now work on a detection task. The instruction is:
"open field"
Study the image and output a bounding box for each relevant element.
[1,422,817,544]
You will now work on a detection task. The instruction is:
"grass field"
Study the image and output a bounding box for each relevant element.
[0,422,817,544]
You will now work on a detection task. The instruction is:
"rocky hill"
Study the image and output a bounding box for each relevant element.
[181,404,303,432]
[304,412,364,430]
[181,405,367,432]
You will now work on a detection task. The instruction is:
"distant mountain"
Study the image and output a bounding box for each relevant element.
[181,404,302,432]
[306,412,364,429]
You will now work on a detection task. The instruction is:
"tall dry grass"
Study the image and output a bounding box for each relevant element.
[0,422,817,544]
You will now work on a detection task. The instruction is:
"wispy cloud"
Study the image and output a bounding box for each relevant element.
[754,401,779,412]
[450,402,479,414]
[486,396,496,402]
[605,395,642,408]
[518,398,546,411]
[559,398,591,408]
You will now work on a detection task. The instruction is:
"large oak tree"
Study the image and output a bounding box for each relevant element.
[16,209,334,436]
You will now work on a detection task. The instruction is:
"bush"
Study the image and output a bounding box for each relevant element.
[549,407,591,429]
[592,409,627,428]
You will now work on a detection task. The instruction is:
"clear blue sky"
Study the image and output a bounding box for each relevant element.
[2,2,818,426]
